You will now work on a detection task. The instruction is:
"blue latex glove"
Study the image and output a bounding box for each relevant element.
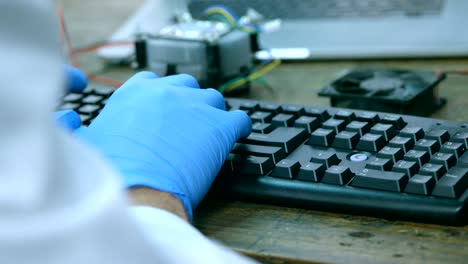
[55,65,88,130]
[75,72,252,219]
[55,110,81,130]
[65,64,88,92]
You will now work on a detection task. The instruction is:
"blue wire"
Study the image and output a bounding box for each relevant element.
[204,4,240,20]
[204,4,261,32]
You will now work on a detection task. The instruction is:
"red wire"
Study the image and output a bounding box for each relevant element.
[58,5,78,67]
[58,6,126,88]
[71,41,134,56]
[87,73,124,88]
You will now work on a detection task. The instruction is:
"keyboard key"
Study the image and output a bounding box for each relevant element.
[222,153,241,173]
[377,146,404,163]
[63,93,83,102]
[345,121,371,136]
[440,141,466,158]
[224,102,234,111]
[310,151,341,168]
[271,113,295,127]
[352,168,408,192]
[426,129,450,145]
[271,159,301,179]
[282,105,305,116]
[245,127,309,153]
[82,95,103,104]
[349,153,369,162]
[370,123,397,141]
[293,116,321,133]
[304,108,330,121]
[77,104,100,114]
[59,102,80,110]
[381,114,406,129]
[332,131,359,149]
[405,174,436,195]
[414,139,440,155]
[356,133,386,152]
[259,103,282,113]
[334,110,356,122]
[452,131,468,148]
[432,167,468,198]
[237,155,275,175]
[322,118,347,133]
[365,157,393,171]
[250,111,273,123]
[82,87,95,94]
[297,162,326,182]
[79,114,92,125]
[321,165,354,185]
[458,152,468,168]
[356,112,380,124]
[251,122,274,134]
[399,127,425,142]
[92,87,115,95]
[232,143,286,164]
[392,160,419,177]
[387,136,414,153]
[240,102,259,112]
[307,128,336,147]
[430,152,457,170]
[419,163,446,180]
[403,150,430,167]
[238,109,251,115]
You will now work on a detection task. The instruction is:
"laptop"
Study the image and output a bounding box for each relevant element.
[100,0,468,61]
[188,0,468,60]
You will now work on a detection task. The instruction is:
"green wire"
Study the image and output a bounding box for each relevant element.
[205,14,256,34]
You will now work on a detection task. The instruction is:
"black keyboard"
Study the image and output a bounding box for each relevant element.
[222,98,468,226]
[59,86,115,125]
[59,89,468,225]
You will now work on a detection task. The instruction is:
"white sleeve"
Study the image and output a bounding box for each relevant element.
[0,1,255,264]
[129,206,258,264]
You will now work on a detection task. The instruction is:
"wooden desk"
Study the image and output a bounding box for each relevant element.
[61,1,468,262]
[188,59,468,264]
[95,59,468,264]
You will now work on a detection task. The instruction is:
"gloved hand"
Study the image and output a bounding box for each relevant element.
[75,72,252,219]
[65,64,88,92]
[55,65,88,130]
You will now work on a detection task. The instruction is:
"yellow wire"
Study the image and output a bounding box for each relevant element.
[248,59,281,80]
[224,59,281,93]
[204,9,237,25]
[204,8,256,33]
[224,79,248,92]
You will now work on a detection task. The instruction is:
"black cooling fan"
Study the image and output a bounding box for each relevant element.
[318,67,446,116]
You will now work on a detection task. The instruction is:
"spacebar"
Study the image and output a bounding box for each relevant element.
[243,127,309,153]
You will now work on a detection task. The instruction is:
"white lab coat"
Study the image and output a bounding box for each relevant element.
[0,1,255,263]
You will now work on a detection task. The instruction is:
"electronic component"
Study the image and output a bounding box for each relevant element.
[318,67,446,116]
[144,20,254,89]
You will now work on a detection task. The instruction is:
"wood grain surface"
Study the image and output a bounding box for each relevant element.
[194,198,468,264]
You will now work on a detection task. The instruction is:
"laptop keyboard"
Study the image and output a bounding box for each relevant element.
[189,0,445,20]
[59,88,468,225]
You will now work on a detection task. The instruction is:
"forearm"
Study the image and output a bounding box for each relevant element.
[128,187,189,221]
